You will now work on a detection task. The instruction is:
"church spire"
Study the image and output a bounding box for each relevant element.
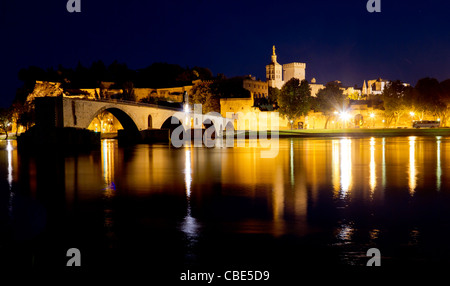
[271,45,278,64]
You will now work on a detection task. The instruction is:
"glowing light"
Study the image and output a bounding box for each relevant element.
[369,137,376,194]
[408,136,417,195]
[102,139,116,197]
[382,137,386,190]
[184,103,190,114]
[181,147,200,241]
[409,111,415,117]
[184,148,192,198]
[340,138,352,198]
[101,139,116,247]
[6,140,13,189]
[290,139,294,186]
[339,112,352,121]
[332,140,340,197]
[437,136,442,191]
[370,113,375,118]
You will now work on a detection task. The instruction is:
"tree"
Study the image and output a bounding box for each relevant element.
[268,87,280,108]
[381,80,411,127]
[121,81,136,101]
[313,81,347,129]
[189,81,220,114]
[278,78,312,129]
[439,79,450,126]
[17,108,34,131]
[10,102,27,136]
[0,108,12,139]
[412,77,442,121]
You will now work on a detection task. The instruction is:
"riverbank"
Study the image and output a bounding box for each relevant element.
[3,127,450,142]
[243,127,450,138]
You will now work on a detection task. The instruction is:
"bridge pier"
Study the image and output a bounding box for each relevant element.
[18,126,101,150]
[140,129,170,143]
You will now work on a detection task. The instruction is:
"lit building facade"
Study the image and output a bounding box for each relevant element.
[265,45,306,89]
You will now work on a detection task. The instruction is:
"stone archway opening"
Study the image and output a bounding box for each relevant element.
[161,116,185,141]
[354,114,364,127]
[87,110,123,134]
[87,108,140,139]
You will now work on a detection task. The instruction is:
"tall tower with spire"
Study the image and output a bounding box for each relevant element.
[362,80,368,96]
[266,45,284,89]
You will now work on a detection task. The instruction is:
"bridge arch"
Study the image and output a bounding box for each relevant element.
[161,116,186,141]
[88,106,140,133]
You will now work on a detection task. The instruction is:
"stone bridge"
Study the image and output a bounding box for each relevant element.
[34,97,234,142]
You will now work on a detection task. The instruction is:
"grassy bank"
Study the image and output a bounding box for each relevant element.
[241,128,450,138]
[0,134,17,140]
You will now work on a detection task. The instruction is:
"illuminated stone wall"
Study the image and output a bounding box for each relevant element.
[283,62,306,83]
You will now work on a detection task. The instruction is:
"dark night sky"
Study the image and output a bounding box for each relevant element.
[0,0,449,107]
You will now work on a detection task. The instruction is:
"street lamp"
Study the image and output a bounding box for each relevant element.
[370,113,375,128]
[339,112,351,129]
[410,111,415,126]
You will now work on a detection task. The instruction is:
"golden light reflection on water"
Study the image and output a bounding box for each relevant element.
[182,147,199,234]
[382,137,386,190]
[408,136,417,195]
[332,140,340,197]
[369,137,376,194]
[6,140,13,189]
[101,139,116,247]
[54,136,450,240]
[437,136,442,191]
[6,140,15,219]
[102,139,116,198]
[331,138,355,199]
[290,139,294,186]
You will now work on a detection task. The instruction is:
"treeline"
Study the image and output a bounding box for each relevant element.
[14,60,215,103]
[271,77,450,129]
[382,78,450,127]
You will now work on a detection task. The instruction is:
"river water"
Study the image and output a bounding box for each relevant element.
[1,136,450,279]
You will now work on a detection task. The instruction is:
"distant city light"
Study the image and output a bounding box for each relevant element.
[339,112,351,121]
